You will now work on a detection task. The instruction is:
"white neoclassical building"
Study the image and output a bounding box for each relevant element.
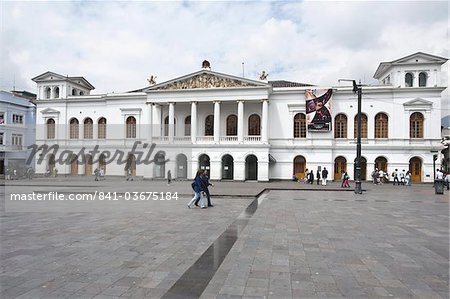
[32,52,447,183]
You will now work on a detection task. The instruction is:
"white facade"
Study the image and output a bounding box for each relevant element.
[32,53,447,182]
[0,91,36,177]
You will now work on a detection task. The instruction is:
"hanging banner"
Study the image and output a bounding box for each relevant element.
[305,88,332,131]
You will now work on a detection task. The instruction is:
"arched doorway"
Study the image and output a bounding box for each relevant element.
[409,157,422,182]
[48,154,56,173]
[375,156,388,172]
[222,154,234,180]
[199,154,210,171]
[245,155,258,180]
[153,151,166,178]
[334,156,347,180]
[176,154,187,178]
[70,155,78,176]
[354,157,367,180]
[293,155,306,180]
[99,154,106,174]
[85,155,93,176]
[126,154,136,176]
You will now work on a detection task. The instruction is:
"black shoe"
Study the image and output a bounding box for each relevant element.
[208,204,214,207]
[194,203,199,207]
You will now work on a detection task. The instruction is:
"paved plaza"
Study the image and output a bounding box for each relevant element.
[1,178,449,298]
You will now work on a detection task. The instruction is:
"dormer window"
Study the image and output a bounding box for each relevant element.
[405,73,413,87]
[419,72,427,87]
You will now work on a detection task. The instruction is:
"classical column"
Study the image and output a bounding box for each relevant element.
[413,71,418,87]
[148,103,153,142]
[191,101,197,143]
[237,100,244,143]
[168,102,175,143]
[261,99,269,143]
[214,101,221,143]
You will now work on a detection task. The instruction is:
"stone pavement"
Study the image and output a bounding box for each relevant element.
[1,178,449,298]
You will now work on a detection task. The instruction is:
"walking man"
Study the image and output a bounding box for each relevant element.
[321,167,328,186]
[392,169,399,185]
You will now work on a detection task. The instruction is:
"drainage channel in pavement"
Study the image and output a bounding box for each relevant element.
[161,191,268,299]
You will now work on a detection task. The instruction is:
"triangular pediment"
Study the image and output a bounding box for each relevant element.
[373,52,448,79]
[144,70,268,91]
[32,71,67,82]
[40,108,60,114]
[32,71,95,90]
[393,52,448,65]
[403,98,433,107]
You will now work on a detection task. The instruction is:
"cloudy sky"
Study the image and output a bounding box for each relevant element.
[1,1,448,94]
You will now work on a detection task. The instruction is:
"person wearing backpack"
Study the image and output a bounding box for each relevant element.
[187,170,207,209]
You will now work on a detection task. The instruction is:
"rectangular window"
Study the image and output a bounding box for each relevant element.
[0,132,3,145]
[12,114,23,124]
[12,134,22,149]
[0,112,4,124]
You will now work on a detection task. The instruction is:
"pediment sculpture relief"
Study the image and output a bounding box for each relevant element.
[157,74,256,90]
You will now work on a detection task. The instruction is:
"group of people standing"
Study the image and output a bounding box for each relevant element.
[294,167,329,186]
[374,168,411,186]
[188,170,214,209]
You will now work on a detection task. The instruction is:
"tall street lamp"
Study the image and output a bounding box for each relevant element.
[339,79,363,194]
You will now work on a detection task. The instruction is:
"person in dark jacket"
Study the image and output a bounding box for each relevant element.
[195,170,214,207]
[308,170,314,184]
[316,169,321,185]
[187,170,206,208]
[321,167,328,185]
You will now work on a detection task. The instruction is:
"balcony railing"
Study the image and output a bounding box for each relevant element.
[220,136,238,143]
[196,136,214,143]
[244,136,261,143]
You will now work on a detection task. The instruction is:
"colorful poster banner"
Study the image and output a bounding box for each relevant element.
[305,89,332,131]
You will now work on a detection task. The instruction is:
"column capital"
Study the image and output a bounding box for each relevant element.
[261,99,269,103]
[190,101,198,104]
[237,100,245,103]
[213,100,221,104]
[168,102,175,105]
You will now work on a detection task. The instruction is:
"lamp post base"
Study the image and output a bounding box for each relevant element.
[354,181,362,194]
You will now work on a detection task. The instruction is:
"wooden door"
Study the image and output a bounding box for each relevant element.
[70,156,78,176]
[85,155,93,176]
[334,157,346,180]
[293,156,306,180]
[409,157,422,182]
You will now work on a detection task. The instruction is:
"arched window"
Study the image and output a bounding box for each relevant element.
[248,114,260,136]
[45,87,51,99]
[54,87,60,98]
[405,73,413,87]
[375,113,388,138]
[293,113,306,138]
[79,91,84,96]
[69,118,79,139]
[226,114,237,136]
[84,118,93,139]
[205,115,214,136]
[185,116,191,136]
[334,114,347,139]
[47,118,55,139]
[419,72,427,87]
[354,113,368,139]
[410,112,424,138]
[126,116,136,138]
[72,88,76,96]
[164,116,176,136]
[98,117,106,139]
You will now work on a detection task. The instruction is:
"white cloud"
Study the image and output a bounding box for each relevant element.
[1,1,448,93]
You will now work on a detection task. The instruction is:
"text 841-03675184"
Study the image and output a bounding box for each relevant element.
[97,192,178,201]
